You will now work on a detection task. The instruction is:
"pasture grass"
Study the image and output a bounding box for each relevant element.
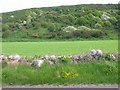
[2,60,118,85]
[2,40,118,56]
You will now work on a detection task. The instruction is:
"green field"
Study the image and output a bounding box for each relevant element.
[2,40,118,56]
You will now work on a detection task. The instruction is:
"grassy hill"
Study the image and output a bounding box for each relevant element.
[1,4,119,41]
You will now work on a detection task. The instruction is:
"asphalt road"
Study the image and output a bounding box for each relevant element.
[2,84,119,88]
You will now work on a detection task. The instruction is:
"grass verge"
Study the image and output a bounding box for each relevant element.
[2,60,118,85]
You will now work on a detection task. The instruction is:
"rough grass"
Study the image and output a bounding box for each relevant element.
[2,40,118,56]
[2,60,118,85]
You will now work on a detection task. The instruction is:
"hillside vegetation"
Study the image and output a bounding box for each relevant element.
[1,4,119,41]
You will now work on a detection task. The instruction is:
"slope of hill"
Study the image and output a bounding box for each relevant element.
[2,4,119,41]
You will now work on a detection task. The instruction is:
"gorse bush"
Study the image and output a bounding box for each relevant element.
[31,33,39,38]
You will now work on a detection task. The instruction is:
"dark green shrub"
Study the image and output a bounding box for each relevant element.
[58,56,70,64]
[72,29,105,38]
[2,31,11,38]
[2,25,10,32]
[61,32,73,39]
[91,30,105,38]
[104,21,112,28]
[72,30,92,38]
[75,16,88,26]
[95,23,102,29]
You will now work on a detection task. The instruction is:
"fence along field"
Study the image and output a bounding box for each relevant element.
[2,40,118,56]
